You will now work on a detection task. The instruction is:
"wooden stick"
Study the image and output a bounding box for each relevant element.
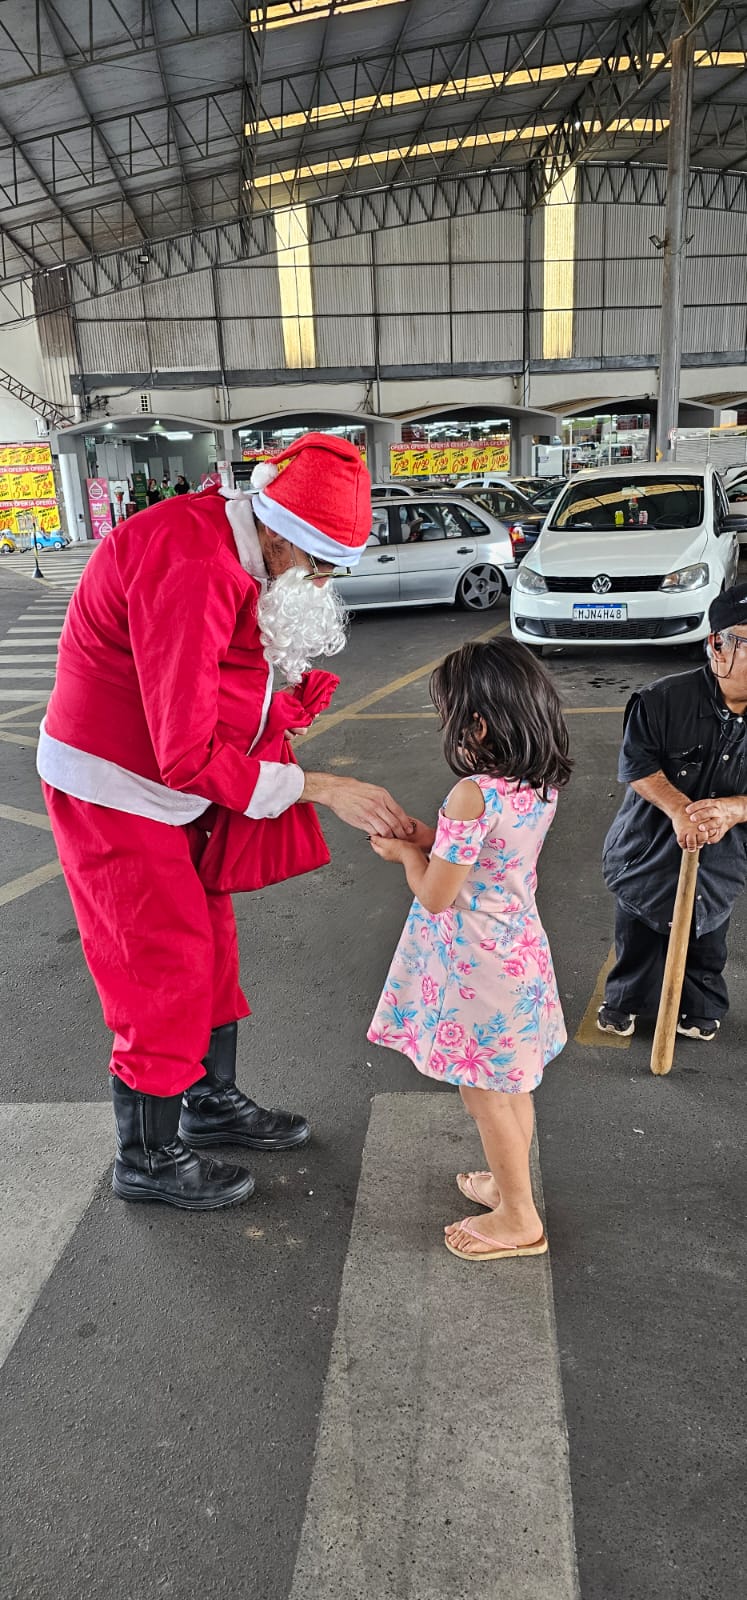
[650,848,701,1077]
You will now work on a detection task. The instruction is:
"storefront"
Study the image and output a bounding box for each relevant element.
[54,416,222,540]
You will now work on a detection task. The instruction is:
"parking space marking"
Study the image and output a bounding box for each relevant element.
[346,706,627,721]
[0,701,47,723]
[0,860,62,907]
[299,620,509,745]
[0,803,51,831]
[575,944,631,1049]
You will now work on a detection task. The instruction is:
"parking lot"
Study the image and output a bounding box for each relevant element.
[1,556,745,1600]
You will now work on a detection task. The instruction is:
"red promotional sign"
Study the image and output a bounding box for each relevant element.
[86,478,112,539]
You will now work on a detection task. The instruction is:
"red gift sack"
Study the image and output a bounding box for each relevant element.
[197,671,339,893]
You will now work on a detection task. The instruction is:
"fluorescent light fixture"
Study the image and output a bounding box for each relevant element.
[163,431,194,440]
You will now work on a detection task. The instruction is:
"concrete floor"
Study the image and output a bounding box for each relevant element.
[1,553,745,1599]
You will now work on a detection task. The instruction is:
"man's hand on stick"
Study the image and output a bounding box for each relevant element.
[672,807,709,852]
[684,795,747,845]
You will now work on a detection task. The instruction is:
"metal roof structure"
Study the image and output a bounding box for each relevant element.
[0,0,746,286]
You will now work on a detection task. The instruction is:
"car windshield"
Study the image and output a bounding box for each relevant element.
[550,476,705,532]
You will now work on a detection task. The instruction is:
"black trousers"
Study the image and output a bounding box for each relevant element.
[604,901,730,1022]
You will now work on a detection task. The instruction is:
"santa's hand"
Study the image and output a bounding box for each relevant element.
[300,772,414,837]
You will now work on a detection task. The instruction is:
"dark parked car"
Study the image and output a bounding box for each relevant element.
[512,476,567,513]
[461,484,546,559]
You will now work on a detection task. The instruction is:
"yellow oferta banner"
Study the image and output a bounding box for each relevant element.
[0,441,61,535]
[389,436,510,478]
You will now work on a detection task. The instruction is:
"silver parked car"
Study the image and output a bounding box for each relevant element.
[334,495,516,612]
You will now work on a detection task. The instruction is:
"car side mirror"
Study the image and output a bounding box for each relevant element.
[721,514,747,533]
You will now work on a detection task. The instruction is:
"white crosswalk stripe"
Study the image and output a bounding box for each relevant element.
[0,542,94,589]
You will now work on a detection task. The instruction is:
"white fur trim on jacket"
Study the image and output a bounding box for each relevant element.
[220,488,269,584]
[252,490,365,567]
[244,760,305,818]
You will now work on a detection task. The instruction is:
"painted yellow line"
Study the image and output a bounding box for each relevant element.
[575,943,631,1049]
[0,860,62,907]
[299,620,509,745]
[345,705,628,721]
[565,705,625,715]
[0,803,51,831]
[0,700,47,724]
[0,730,37,747]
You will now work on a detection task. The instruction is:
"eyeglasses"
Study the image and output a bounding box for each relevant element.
[298,551,351,582]
[718,630,747,654]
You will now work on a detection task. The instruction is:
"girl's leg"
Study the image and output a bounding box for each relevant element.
[447,1086,543,1252]
[456,1088,535,1205]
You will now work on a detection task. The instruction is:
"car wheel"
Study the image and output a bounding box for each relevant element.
[456,564,505,611]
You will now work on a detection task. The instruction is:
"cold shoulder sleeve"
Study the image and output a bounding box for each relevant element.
[432,787,499,865]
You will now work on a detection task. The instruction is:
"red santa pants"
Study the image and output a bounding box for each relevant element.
[42,785,250,1096]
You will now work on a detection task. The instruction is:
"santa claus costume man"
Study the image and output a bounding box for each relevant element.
[37,433,413,1211]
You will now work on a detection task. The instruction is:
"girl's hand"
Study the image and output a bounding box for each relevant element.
[369,834,412,863]
[407,817,436,851]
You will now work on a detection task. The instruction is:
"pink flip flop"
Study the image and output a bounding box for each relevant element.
[444,1218,548,1262]
[456,1171,495,1209]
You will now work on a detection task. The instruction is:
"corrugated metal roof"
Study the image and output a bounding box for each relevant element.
[0,0,744,280]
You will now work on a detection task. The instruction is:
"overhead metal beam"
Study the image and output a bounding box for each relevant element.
[529,0,725,207]
[0,364,74,427]
[37,0,152,245]
[144,0,196,229]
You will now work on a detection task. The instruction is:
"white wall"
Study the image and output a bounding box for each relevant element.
[0,317,49,439]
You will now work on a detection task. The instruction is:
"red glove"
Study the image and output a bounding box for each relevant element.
[262,670,340,742]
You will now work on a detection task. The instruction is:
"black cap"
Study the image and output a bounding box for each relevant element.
[709,581,747,633]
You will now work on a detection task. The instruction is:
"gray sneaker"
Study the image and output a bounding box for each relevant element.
[597,1005,636,1037]
[676,1017,720,1041]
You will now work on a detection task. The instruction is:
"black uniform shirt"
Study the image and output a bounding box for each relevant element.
[602,666,747,934]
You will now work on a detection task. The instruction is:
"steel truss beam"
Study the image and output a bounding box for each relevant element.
[3,155,745,333]
[0,364,73,427]
[0,2,744,263]
[530,0,729,206]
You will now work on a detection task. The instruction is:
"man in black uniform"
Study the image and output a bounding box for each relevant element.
[599,581,747,1041]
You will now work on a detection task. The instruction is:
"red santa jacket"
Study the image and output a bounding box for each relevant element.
[42,487,284,817]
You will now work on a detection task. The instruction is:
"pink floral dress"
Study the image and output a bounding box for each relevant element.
[368,774,566,1091]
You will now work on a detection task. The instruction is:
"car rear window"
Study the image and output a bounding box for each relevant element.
[550,476,705,531]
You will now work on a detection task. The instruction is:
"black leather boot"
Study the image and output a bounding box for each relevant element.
[179,1022,311,1152]
[111,1076,255,1210]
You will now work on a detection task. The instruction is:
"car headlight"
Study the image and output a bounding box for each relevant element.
[659,563,709,592]
[516,566,547,594]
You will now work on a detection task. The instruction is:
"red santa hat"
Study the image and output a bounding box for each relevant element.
[250,432,371,568]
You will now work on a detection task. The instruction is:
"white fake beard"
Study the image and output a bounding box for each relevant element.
[257,566,349,684]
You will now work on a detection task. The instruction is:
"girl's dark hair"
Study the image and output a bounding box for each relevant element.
[430,638,572,800]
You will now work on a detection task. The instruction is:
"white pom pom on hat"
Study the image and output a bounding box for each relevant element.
[250,459,280,492]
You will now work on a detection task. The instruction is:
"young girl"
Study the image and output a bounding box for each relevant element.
[368,638,571,1263]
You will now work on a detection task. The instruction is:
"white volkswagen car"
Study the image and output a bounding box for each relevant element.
[510,465,745,649]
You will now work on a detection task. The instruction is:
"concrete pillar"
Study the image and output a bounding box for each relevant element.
[218,425,235,488]
[511,422,536,477]
[366,419,399,482]
[55,433,90,542]
[655,26,696,460]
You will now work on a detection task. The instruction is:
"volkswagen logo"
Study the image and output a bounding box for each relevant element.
[592,574,612,595]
